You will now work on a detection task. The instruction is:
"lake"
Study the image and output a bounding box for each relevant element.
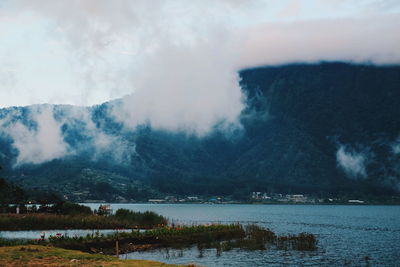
[82,203,400,266]
[0,229,134,240]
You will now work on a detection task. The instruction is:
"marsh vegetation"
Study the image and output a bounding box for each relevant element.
[1,223,317,256]
[0,205,167,230]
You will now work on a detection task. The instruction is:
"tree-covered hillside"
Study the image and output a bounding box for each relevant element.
[0,62,399,200]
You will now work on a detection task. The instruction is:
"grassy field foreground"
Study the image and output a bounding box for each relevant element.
[0,245,191,267]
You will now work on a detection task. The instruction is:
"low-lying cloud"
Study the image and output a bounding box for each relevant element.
[1,1,400,165]
[1,1,399,136]
[336,145,368,178]
[0,105,135,166]
[56,106,133,163]
[0,106,68,165]
[110,41,243,135]
[392,137,400,155]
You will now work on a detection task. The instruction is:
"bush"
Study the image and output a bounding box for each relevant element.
[52,202,93,215]
[114,209,167,227]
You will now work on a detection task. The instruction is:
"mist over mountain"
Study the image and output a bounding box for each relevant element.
[0,62,399,201]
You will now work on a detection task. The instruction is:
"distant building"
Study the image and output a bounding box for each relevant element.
[261,193,271,200]
[252,192,271,200]
[165,196,177,202]
[98,204,112,215]
[348,199,364,204]
[148,199,166,203]
[286,194,308,203]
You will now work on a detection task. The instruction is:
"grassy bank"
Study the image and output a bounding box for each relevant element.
[0,245,189,266]
[0,210,167,230]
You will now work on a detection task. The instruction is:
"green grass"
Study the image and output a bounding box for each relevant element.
[0,245,190,266]
[0,211,167,230]
[34,224,317,254]
[42,224,245,254]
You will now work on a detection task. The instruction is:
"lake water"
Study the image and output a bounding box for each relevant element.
[84,203,400,266]
[0,229,133,240]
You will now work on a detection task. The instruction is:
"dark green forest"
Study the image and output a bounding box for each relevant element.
[0,62,399,201]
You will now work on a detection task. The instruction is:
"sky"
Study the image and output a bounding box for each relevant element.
[0,0,399,166]
[0,0,399,114]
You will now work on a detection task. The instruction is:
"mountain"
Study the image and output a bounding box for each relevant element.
[0,165,60,204]
[0,62,399,201]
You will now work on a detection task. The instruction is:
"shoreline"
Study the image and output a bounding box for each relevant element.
[81,201,400,206]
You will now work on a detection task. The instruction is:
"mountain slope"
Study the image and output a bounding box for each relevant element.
[0,62,399,200]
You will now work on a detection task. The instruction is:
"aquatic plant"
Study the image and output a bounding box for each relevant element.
[34,223,317,255]
[35,224,246,254]
[276,232,317,251]
[0,223,317,257]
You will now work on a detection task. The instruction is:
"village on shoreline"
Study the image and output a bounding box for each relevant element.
[79,192,400,205]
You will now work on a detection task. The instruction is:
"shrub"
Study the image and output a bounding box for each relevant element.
[114,209,167,227]
[52,202,93,215]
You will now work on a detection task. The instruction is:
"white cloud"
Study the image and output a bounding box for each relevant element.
[0,106,68,165]
[0,0,399,137]
[336,145,368,178]
[110,39,244,135]
[0,105,134,166]
[57,106,133,162]
[392,137,400,154]
[238,14,400,68]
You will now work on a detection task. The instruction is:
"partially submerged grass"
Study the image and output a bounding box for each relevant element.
[0,245,189,266]
[276,232,317,251]
[45,224,246,254]
[29,224,317,255]
[0,223,318,262]
[223,225,317,251]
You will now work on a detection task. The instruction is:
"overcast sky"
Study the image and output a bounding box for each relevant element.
[0,0,399,108]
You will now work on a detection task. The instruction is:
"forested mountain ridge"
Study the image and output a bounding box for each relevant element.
[0,62,399,201]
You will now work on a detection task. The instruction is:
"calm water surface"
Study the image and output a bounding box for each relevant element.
[82,204,400,266]
[0,229,133,240]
